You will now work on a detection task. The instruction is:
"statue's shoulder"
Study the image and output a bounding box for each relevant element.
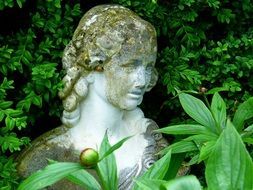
[143,118,168,154]
[16,126,76,178]
[124,108,168,150]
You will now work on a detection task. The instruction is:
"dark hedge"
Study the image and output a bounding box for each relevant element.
[0,0,252,189]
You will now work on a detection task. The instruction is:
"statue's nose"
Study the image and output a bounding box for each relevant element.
[134,67,146,88]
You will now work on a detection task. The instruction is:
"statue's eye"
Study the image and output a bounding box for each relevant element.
[121,60,140,71]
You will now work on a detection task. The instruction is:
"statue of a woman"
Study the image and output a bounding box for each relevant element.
[17,5,167,190]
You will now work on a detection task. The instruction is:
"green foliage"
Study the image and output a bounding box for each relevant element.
[233,97,253,132]
[206,120,253,190]
[66,170,101,190]
[164,176,202,190]
[17,162,85,190]
[135,176,202,190]
[17,133,130,190]
[96,134,118,190]
[0,0,26,10]
[0,157,19,190]
[158,92,253,189]
[0,1,82,188]
[158,92,253,159]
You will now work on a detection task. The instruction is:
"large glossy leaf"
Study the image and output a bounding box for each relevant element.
[211,92,226,130]
[185,134,218,143]
[159,140,198,155]
[134,179,167,190]
[233,97,253,132]
[66,169,101,190]
[97,133,118,190]
[135,176,202,190]
[156,124,209,135]
[179,93,216,132]
[164,175,202,190]
[17,162,83,190]
[164,153,185,180]
[206,120,253,190]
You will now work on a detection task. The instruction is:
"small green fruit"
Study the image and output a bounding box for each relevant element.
[80,148,99,167]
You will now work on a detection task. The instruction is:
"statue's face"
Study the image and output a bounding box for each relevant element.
[103,49,156,110]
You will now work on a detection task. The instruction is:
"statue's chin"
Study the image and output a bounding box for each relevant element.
[119,97,143,111]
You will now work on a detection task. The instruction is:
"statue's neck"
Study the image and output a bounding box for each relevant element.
[69,86,126,149]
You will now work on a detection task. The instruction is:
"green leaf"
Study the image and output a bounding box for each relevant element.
[242,137,253,145]
[5,116,15,130]
[164,175,202,190]
[97,133,118,190]
[16,0,23,8]
[0,134,23,152]
[233,97,253,132]
[0,111,4,121]
[32,96,42,107]
[54,0,61,8]
[6,109,23,117]
[66,169,101,190]
[0,101,13,109]
[164,153,185,180]
[134,179,166,190]
[179,93,216,132]
[185,134,218,143]
[159,140,198,155]
[156,124,209,135]
[99,135,132,161]
[211,92,226,129]
[17,162,83,190]
[205,120,253,190]
[206,87,229,94]
[198,141,216,163]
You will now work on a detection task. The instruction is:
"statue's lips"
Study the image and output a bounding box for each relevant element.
[128,90,143,99]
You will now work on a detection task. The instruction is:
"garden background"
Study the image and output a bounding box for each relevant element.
[0,0,253,189]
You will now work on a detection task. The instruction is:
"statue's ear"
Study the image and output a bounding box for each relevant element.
[86,72,95,84]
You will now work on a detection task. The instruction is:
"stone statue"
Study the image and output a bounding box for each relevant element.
[16,4,167,190]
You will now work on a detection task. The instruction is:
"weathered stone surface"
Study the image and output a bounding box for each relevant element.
[17,4,167,190]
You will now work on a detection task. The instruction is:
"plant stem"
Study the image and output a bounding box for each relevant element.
[95,165,107,190]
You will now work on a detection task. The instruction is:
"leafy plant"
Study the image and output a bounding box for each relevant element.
[17,131,203,190]
[206,120,253,190]
[135,175,202,190]
[157,92,253,189]
[17,133,132,190]
[0,0,26,10]
[0,1,82,189]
